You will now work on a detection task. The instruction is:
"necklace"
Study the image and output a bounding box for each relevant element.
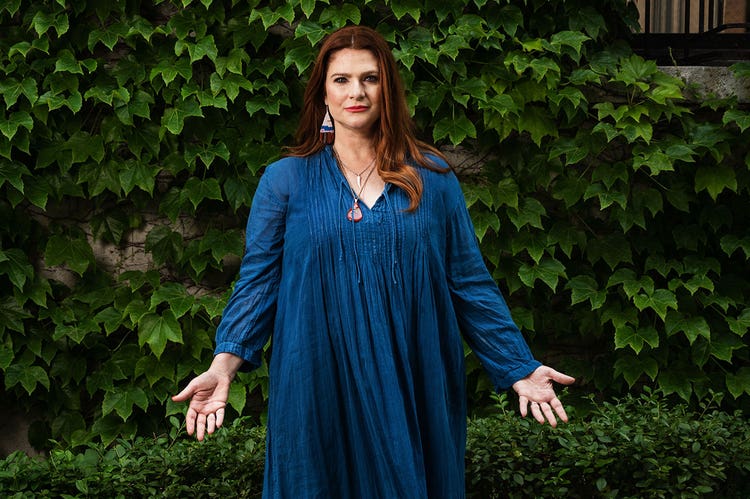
[333,148,377,223]
[333,147,376,189]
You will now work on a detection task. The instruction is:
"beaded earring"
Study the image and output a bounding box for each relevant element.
[320,106,334,144]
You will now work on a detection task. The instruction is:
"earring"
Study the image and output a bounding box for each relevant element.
[320,106,334,144]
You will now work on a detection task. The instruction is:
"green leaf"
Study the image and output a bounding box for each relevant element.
[150,282,195,319]
[138,311,183,358]
[102,384,149,420]
[118,160,157,195]
[720,235,750,259]
[53,319,99,344]
[161,97,203,135]
[587,234,632,269]
[45,235,94,276]
[565,275,607,309]
[433,113,477,144]
[199,228,244,263]
[510,230,548,264]
[658,368,693,401]
[0,77,38,107]
[722,109,750,133]
[614,354,658,386]
[31,10,69,37]
[726,308,750,337]
[518,257,566,291]
[633,289,678,321]
[187,35,218,63]
[694,165,737,200]
[135,355,175,387]
[518,106,558,146]
[470,209,500,242]
[145,226,183,266]
[0,248,33,290]
[390,0,422,21]
[0,111,34,141]
[4,364,50,394]
[614,325,659,354]
[507,198,546,230]
[725,367,750,398]
[227,382,248,414]
[183,177,223,209]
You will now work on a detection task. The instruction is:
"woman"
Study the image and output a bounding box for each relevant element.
[173,25,574,498]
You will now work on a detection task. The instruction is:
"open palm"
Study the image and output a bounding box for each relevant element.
[512,365,575,427]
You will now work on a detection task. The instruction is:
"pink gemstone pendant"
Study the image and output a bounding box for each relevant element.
[347,202,363,222]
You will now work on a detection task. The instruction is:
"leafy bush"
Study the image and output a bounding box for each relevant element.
[1,391,748,498]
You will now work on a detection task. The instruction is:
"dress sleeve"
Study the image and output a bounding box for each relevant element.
[444,176,541,389]
[213,161,289,369]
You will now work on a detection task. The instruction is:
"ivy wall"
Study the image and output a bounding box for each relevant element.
[1,0,749,448]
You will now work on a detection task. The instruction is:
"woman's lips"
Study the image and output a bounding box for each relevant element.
[345,106,369,112]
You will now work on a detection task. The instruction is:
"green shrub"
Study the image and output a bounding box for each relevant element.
[1,391,748,498]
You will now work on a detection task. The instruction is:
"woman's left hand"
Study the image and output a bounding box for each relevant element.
[512,365,575,427]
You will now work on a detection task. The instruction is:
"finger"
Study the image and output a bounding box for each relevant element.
[185,408,197,436]
[530,402,545,424]
[550,397,569,423]
[540,402,558,427]
[216,407,225,428]
[518,396,529,417]
[547,368,576,386]
[196,413,206,441]
[207,413,216,434]
[171,380,197,402]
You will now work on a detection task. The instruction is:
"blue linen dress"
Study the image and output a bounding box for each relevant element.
[214,146,541,498]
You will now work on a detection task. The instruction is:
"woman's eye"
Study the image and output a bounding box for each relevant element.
[334,77,347,84]
[364,75,378,82]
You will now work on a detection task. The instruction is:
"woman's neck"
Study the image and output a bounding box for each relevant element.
[332,132,376,164]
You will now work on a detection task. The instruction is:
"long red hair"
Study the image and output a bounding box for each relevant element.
[286,25,447,211]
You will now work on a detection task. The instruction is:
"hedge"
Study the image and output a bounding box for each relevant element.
[1,390,748,498]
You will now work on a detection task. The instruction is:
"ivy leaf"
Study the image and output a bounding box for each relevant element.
[161,97,203,135]
[390,0,422,21]
[658,368,693,401]
[145,226,183,266]
[119,160,157,195]
[496,5,524,37]
[614,325,659,354]
[31,10,69,37]
[587,234,632,269]
[720,235,750,258]
[726,308,750,337]
[694,165,737,200]
[469,209,500,242]
[665,311,710,345]
[150,282,195,319]
[138,311,183,358]
[94,306,124,335]
[0,77,38,107]
[633,289,678,321]
[53,318,99,344]
[433,113,477,144]
[725,367,750,398]
[493,178,519,209]
[45,235,94,276]
[722,109,750,133]
[0,248,34,290]
[614,354,658,386]
[566,275,607,309]
[223,173,257,211]
[227,383,248,414]
[0,296,31,334]
[507,198,546,230]
[135,355,175,387]
[102,384,149,420]
[199,228,244,263]
[4,363,50,394]
[518,106,558,146]
[187,35,218,63]
[518,257,567,291]
[183,177,223,209]
[295,20,327,46]
[510,230,548,264]
[0,111,34,141]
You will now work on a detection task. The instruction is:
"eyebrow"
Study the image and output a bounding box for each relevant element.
[329,70,379,78]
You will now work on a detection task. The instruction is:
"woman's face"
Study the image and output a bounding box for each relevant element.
[324,48,382,138]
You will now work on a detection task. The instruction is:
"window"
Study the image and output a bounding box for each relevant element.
[631,0,750,64]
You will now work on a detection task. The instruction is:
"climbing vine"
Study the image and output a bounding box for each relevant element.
[1,0,748,447]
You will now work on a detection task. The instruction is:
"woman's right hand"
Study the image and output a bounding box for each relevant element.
[171,353,243,440]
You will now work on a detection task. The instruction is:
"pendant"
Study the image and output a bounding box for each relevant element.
[347,201,363,222]
[355,174,361,188]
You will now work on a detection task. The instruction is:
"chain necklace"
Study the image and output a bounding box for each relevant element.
[333,148,377,223]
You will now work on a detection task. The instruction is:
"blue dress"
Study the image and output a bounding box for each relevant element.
[214,146,541,498]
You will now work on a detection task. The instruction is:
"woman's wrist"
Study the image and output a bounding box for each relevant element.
[209,352,244,381]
